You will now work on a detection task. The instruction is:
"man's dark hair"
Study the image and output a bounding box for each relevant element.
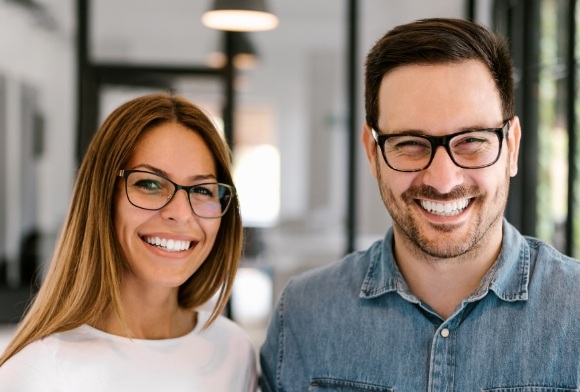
[364,18,514,130]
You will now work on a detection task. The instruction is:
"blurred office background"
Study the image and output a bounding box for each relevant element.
[0,0,576,351]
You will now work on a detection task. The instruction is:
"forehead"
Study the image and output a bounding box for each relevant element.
[378,60,503,132]
[128,122,216,177]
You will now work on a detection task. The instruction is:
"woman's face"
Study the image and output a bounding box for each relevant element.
[114,122,222,292]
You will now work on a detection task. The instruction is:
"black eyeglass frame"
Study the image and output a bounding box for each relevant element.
[371,119,511,172]
[117,169,235,219]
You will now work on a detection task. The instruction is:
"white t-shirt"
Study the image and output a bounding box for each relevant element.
[0,311,257,391]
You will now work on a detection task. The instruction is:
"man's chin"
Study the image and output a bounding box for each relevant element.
[401,219,475,259]
[414,240,473,259]
[425,220,465,233]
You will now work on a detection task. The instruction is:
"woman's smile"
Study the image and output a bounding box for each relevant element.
[143,235,193,252]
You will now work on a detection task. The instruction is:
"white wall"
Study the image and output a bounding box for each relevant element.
[0,0,75,286]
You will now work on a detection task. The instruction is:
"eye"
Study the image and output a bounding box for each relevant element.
[191,184,217,199]
[133,179,163,191]
[456,135,487,145]
[397,140,427,148]
[386,136,431,156]
[126,171,170,195]
[452,132,496,154]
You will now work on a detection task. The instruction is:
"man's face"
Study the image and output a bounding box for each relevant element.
[362,60,521,259]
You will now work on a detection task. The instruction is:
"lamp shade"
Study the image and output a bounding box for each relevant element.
[208,32,259,69]
[202,0,279,32]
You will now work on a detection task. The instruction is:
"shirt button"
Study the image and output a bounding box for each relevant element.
[440,328,450,338]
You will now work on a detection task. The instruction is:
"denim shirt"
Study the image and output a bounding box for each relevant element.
[260,220,580,392]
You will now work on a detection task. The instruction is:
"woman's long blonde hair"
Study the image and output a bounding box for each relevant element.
[0,93,243,365]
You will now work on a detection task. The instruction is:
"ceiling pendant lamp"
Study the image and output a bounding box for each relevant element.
[202,0,279,32]
[208,32,259,69]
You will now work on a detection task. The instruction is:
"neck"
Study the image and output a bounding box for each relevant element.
[94,278,197,339]
[393,222,503,320]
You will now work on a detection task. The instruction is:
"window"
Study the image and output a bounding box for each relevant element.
[493,0,580,256]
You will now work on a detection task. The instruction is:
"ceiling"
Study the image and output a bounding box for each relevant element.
[25,0,467,66]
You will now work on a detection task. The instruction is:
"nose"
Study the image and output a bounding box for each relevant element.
[160,189,195,222]
[421,146,464,194]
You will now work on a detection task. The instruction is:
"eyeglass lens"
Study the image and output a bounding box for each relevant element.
[124,171,232,218]
[383,130,502,171]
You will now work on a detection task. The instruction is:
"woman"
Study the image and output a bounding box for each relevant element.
[0,93,256,390]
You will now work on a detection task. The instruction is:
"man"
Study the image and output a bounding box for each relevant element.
[260,18,580,391]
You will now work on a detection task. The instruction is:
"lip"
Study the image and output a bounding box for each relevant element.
[140,233,197,254]
[417,198,472,218]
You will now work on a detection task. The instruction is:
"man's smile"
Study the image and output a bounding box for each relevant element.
[419,198,471,217]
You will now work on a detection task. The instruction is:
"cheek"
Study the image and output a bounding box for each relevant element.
[381,168,418,194]
[201,220,222,245]
[471,164,509,197]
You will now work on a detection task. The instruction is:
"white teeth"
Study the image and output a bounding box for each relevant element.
[420,199,470,216]
[144,236,191,252]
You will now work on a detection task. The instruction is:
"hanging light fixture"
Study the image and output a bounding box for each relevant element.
[208,32,259,69]
[202,0,279,32]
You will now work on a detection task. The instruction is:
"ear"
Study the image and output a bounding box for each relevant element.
[507,116,521,177]
[361,122,379,179]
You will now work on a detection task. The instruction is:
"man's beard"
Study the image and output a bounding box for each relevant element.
[375,161,510,260]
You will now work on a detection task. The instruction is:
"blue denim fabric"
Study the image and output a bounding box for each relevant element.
[260,220,580,392]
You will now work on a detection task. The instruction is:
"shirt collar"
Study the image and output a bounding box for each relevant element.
[487,219,530,302]
[359,219,530,303]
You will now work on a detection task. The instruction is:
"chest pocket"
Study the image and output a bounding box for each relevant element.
[309,378,393,391]
[483,388,579,392]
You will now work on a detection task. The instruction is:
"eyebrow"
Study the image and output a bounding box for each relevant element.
[131,164,217,182]
[378,123,500,136]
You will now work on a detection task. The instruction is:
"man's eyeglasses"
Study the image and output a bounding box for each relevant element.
[372,120,511,172]
[118,170,234,219]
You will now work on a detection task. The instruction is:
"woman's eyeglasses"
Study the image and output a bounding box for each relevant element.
[118,169,234,219]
